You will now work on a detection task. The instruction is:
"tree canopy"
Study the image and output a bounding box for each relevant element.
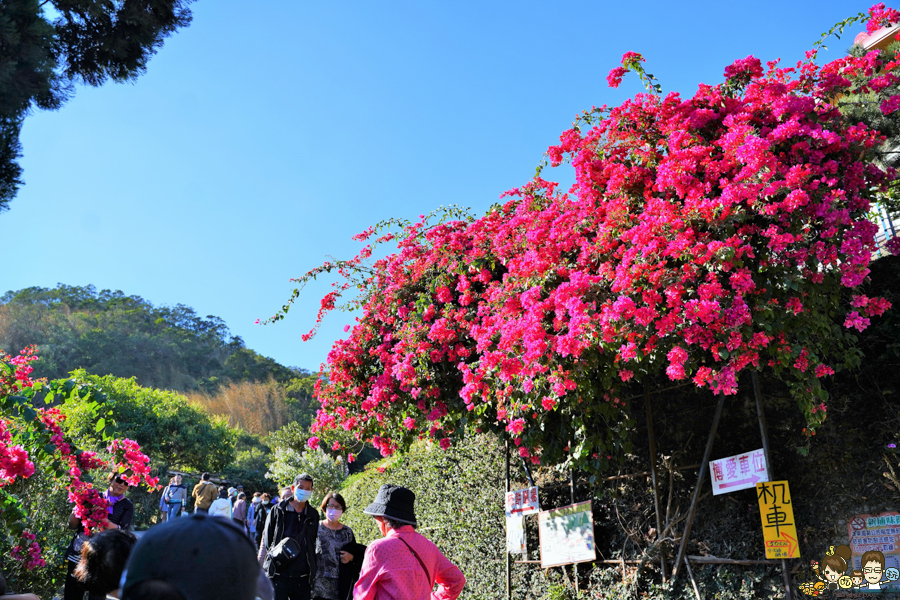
[0,283,305,393]
[61,370,240,473]
[0,0,193,211]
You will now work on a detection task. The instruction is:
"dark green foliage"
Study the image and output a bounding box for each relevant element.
[51,0,192,86]
[283,374,320,430]
[842,41,900,214]
[0,284,303,392]
[0,0,192,209]
[62,370,240,473]
[223,348,303,390]
[0,0,67,210]
[0,117,23,209]
[221,433,279,497]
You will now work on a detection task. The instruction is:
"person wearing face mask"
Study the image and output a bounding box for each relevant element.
[247,492,263,539]
[260,473,319,600]
[312,493,365,600]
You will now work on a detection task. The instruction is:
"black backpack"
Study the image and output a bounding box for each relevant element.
[255,505,269,531]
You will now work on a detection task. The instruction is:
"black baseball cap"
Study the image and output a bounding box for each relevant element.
[121,513,272,600]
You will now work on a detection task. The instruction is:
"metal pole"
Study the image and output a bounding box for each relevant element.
[752,371,793,600]
[646,388,667,581]
[506,439,511,600]
[672,393,726,580]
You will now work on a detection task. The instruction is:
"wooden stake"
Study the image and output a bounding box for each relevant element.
[683,556,702,600]
[672,393,726,580]
[752,371,793,600]
[505,439,512,600]
[569,465,579,596]
[645,388,667,581]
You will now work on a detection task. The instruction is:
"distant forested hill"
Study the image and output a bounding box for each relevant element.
[0,284,319,434]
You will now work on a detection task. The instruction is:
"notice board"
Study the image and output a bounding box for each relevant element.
[848,511,900,586]
[538,501,596,568]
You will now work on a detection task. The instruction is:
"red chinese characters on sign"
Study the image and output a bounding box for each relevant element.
[848,512,900,576]
[506,486,540,516]
[710,449,769,495]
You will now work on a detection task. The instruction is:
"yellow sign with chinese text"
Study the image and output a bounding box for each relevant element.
[756,480,800,559]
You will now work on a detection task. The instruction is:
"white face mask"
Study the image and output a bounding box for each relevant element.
[326,508,343,522]
[252,497,261,504]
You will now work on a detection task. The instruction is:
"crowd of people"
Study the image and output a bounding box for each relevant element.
[3,471,465,600]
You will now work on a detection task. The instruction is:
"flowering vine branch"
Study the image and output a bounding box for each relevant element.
[0,348,158,570]
[275,4,900,474]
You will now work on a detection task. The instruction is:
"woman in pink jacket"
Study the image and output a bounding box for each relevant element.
[354,485,465,600]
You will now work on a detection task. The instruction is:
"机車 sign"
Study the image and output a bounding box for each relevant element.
[756,480,800,559]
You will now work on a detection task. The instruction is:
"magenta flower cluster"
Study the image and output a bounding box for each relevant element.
[293,5,900,471]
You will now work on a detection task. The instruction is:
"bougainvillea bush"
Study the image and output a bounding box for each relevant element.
[0,347,157,589]
[275,4,900,474]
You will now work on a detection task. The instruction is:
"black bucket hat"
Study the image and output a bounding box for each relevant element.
[363,484,417,525]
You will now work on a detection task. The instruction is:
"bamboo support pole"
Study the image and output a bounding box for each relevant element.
[645,389,667,581]
[672,393,726,580]
[752,371,793,600]
[505,440,511,600]
[683,556,702,600]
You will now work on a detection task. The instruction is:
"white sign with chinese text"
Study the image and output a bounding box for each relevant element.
[710,448,769,495]
[538,501,596,568]
[505,486,540,516]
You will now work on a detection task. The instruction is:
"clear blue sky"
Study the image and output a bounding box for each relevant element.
[0,0,875,373]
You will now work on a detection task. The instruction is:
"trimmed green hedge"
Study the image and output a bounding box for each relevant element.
[339,435,506,600]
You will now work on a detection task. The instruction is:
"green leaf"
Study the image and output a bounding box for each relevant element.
[95,417,106,432]
[22,406,37,423]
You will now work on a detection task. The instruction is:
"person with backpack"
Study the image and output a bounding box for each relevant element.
[164,474,187,520]
[254,493,272,547]
[192,472,217,514]
[209,487,233,519]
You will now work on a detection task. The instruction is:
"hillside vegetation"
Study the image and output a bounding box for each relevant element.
[0,283,319,435]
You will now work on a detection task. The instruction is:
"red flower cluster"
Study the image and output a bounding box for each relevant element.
[10,531,45,570]
[0,419,35,483]
[868,2,900,34]
[286,6,900,472]
[1,349,158,568]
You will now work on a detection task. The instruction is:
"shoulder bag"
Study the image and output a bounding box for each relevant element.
[396,535,432,585]
[269,535,303,568]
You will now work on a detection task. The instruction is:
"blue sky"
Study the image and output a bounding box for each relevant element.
[0,0,876,373]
